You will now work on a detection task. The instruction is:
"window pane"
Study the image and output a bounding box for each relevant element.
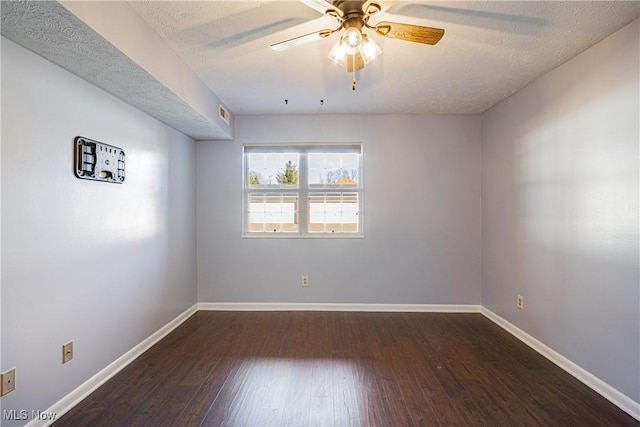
[244,145,362,237]
[308,153,359,188]
[248,193,299,233]
[247,153,299,188]
[309,192,359,233]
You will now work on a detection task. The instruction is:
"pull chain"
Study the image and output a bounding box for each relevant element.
[351,55,356,91]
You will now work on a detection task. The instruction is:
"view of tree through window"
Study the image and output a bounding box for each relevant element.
[276,160,298,185]
[244,145,362,236]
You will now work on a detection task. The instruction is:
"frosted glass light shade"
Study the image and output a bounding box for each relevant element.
[361,34,381,63]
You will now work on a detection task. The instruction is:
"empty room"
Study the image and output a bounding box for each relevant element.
[1,1,638,426]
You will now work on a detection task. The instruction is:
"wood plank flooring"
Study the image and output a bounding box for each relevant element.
[53,311,638,426]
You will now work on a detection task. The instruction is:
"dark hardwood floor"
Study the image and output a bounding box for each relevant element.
[54,311,638,426]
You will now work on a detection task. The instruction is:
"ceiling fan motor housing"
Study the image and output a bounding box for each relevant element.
[343,17,364,32]
[331,1,365,15]
[329,1,380,20]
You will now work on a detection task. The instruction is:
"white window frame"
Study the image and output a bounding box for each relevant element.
[242,143,363,238]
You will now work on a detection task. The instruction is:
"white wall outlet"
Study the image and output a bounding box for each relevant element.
[301,275,309,287]
[1,368,16,396]
[517,294,525,310]
[62,341,74,364]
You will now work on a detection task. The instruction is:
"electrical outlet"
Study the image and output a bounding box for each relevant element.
[1,368,16,396]
[517,294,524,310]
[301,275,309,287]
[62,341,74,364]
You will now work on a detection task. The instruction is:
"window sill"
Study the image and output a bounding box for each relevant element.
[241,234,364,239]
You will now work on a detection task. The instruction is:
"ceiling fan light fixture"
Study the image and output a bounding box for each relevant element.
[360,34,381,63]
[328,39,348,64]
[343,27,362,55]
[329,30,381,71]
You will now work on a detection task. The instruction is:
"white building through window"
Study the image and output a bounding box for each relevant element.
[243,144,362,237]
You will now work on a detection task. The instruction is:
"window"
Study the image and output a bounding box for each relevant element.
[243,144,362,237]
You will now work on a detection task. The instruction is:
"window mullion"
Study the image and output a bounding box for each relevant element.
[299,152,308,235]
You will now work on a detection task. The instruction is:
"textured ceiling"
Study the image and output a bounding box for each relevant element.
[129,1,640,115]
[1,0,233,140]
[2,1,639,139]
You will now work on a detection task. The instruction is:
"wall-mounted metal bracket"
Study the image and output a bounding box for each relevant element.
[74,136,125,183]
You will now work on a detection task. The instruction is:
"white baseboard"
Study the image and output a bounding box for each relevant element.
[480,307,640,421]
[27,304,199,427]
[198,302,482,312]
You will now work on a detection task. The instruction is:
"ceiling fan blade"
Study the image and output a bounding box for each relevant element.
[346,53,365,72]
[374,21,445,45]
[299,0,342,17]
[271,29,334,51]
[363,0,397,16]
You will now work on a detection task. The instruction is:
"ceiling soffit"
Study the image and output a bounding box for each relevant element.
[1,1,233,141]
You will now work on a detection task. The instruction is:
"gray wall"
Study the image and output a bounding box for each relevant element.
[1,38,197,421]
[2,16,638,423]
[197,114,482,304]
[481,19,639,402]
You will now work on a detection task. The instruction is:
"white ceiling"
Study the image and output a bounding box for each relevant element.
[2,1,639,139]
[128,1,639,115]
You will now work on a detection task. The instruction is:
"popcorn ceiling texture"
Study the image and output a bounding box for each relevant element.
[1,1,231,140]
[128,1,639,115]
[2,1,639,121]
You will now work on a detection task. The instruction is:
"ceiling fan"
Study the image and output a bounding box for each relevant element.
[271,0,445,90]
